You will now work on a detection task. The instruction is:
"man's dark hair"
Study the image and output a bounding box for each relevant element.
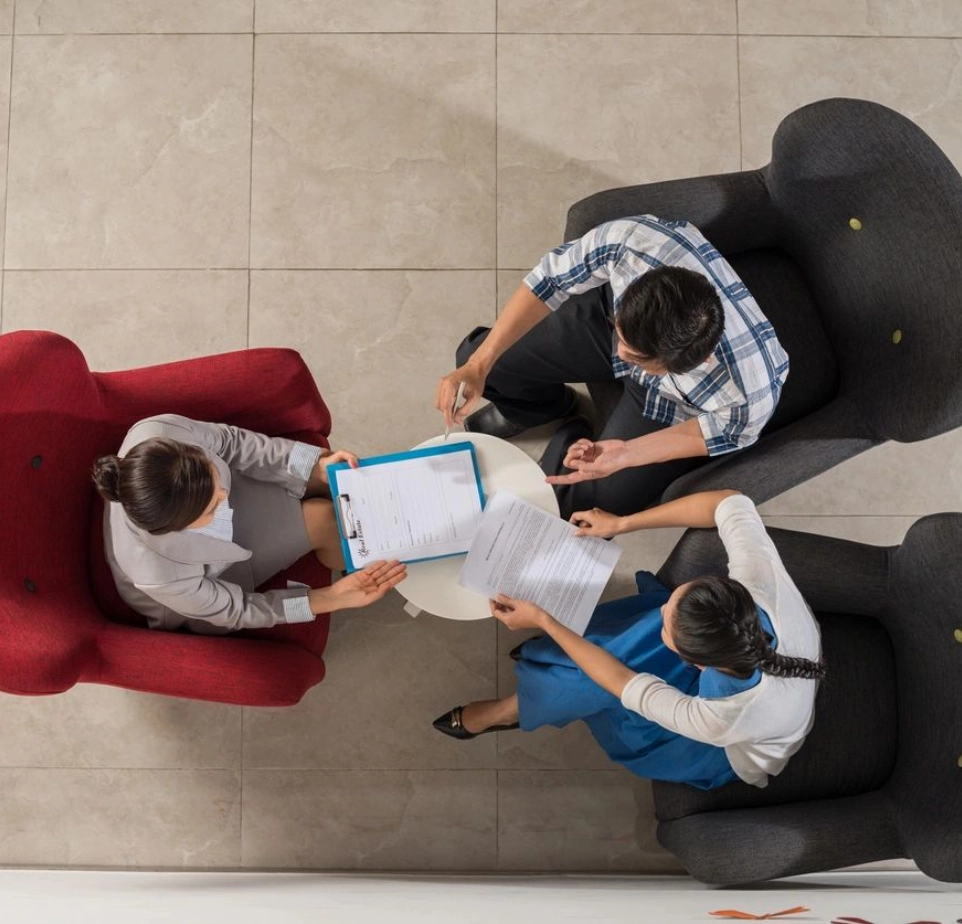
[92,437,214,535]
[672,575,826,681]
[617,266,725,373]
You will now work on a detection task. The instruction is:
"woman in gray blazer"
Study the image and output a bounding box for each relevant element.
[93,414,404,634]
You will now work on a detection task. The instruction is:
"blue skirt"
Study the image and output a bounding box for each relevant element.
[514,573,738,791]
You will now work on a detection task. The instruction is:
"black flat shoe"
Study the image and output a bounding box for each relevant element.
[432,705,520,740]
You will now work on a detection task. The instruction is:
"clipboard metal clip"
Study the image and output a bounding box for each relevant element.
[336,494,357,539]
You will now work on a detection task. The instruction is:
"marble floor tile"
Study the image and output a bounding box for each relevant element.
[497,770,679,871]
[15,1,254,33]
[251,35,495,269]
[249,270,495,455]
[242,593,498,770]
[499,0,736,34]
[5,35,252,269]
[1,270,248,369]
[497,34,740,268]
[0,1,11,33]
[738,0,962,37]
[757,428,962,516]
[0,769,241,867]
[739,36,962,171]
[255,1,495,33]
[0,687,241,769]
[242,770,497,869]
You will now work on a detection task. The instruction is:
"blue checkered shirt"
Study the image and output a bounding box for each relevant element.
[524,216,789,455]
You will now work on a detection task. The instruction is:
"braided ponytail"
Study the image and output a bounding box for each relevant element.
[756,645,826,681]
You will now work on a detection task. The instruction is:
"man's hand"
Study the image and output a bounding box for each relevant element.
[435,364,486,428]
[327,560,406,611]
[569,507,624,538]
[315,448,359,485]
[545,438,631,485]
[489,594,552,631]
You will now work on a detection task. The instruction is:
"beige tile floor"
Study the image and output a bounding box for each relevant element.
[0,0,960,871]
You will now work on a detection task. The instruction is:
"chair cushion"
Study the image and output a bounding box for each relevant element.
[726,249,839,434]
[653,613,897,822]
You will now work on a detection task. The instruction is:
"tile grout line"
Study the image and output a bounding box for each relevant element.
[0,3,15,331]
[246,21,255,350]
[735,0,743,171]
[3,31,962,38]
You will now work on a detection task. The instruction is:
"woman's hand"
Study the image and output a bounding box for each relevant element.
[569,507,624,539]
[315,448,359,485]
[489,594,552,631]
[435,363,486,428]
[326,560,406,611]
[545,438,631,485]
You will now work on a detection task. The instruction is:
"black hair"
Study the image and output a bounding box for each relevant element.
[92,437,214,535]
[671,575,826,681]
[617,266,725,373]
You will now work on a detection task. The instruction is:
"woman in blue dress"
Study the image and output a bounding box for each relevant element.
[433,490,826,791]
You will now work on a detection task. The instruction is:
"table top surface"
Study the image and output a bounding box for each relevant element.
[395,431,560,621]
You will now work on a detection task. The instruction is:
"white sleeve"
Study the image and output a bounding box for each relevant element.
[714,494,782,596]
[620,673,748,746]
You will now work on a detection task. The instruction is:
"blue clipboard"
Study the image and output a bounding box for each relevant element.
[328,441,486,572]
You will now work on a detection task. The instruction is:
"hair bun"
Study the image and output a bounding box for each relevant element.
[92,455,123,502]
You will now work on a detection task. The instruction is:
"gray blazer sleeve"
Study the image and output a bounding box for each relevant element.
[138,570,313,634]
[123,414,320,498]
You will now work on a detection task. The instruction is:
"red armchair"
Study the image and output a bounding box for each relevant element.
[1,330,333,706]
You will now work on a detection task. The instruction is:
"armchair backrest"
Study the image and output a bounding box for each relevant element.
[1,331,110,693]
[765,97,962,441]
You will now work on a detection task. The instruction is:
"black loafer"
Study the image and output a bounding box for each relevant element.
[464,403,528,439]
[465,388,580,440]
[432,705,520,740]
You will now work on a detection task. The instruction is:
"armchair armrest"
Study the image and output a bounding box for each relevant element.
[662,395,880,507]
[94,347,331,442]
[657,524,891,617]
[90,622,325,707]
[565,168,782,255]
[656,790,901,884]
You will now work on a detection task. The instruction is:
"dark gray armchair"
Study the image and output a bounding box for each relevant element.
[566,97,962,503]
[650,514,962,885]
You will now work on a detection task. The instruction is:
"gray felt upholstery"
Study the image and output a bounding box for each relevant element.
[564,98,962,505]
[651,515,962,884]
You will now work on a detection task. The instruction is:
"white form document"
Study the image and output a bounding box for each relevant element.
[457,491,622,636]
[330,443,485,570]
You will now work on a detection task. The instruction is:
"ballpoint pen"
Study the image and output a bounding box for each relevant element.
[444,381,467,442]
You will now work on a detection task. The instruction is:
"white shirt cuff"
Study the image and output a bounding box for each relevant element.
[288,442,323,482]
[282,594,315,625]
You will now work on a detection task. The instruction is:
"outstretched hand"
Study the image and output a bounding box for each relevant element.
[489,594,551,631]
[545,438,631,485]
[329,560,406,610]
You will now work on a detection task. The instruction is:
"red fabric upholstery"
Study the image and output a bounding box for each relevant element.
[0,329,333,706]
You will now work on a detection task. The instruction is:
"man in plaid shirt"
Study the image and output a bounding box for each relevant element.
[436,216,789,518]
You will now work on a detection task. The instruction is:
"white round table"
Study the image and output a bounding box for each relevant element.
[396,432,559,620]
